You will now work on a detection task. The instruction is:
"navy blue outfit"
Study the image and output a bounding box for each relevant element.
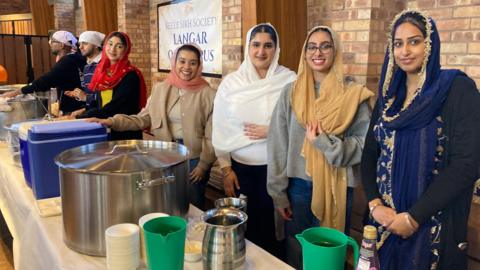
[80,60,101,109]
[361,12,480,270]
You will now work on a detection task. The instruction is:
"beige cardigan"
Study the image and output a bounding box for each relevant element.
[110,81,216,170]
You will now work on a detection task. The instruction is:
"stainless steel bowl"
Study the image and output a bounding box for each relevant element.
[214,197,247,213]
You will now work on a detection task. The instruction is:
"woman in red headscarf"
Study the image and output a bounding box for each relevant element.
[89,43,216,210]
[72,31,147,140]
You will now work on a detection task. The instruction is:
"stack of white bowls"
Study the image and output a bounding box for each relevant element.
[105,223,140,270]
[138,212,169,264]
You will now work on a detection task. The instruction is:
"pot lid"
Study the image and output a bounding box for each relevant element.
[55,140,189,174]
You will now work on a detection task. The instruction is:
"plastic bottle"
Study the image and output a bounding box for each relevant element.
[355,225,380,270]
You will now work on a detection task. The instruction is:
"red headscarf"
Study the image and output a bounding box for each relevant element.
[165,43,208,91]
[89,31,147,107]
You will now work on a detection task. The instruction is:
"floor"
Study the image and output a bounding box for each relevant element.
[0,211,12,270]
[0,240,13,270]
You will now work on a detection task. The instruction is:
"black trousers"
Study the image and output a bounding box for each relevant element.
[232,159,284,259]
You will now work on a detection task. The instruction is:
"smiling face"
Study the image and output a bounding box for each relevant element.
[105,36,126,64]
[393,22,426,75]
[175,49,200,81]
[248,32,276,75]
[305,30,335,77]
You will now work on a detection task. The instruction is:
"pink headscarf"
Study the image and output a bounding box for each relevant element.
[165,43,209,91]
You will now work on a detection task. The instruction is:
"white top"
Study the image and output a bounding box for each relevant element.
[212,23,296,166]
[231,141,267,165]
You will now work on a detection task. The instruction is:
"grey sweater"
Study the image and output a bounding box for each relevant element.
[266,82,371,209]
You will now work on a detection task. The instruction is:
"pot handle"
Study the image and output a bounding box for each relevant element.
[137,175,175,190]
[105,144,148,155]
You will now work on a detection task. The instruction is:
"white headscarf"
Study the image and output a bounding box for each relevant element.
[79,31,106,48]
[52,30,78,50]
[212,23,296,155]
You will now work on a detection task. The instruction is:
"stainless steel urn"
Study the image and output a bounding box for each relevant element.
[0,88,48,140]
[55,140,190,256]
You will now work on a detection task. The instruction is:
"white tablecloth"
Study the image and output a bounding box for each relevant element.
[0,143,293,270]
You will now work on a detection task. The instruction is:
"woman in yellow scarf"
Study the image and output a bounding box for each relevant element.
[267,26,373,269]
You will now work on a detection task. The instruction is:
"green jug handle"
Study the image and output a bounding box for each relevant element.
[347,236,359,269]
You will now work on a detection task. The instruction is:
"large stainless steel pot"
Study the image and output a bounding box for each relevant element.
[0,87,48,140]
[55,140,190,256]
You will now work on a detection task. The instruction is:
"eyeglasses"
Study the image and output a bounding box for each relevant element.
[305,43,333,54]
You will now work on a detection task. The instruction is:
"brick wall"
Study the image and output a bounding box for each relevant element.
[150,0,243,90]
[54,0,75,34]
[118,0,151,93]
[407,0,480,87]
[0,0,29,16]
[367,0,406,91]
[219,0,243,88]
[74,4,85,36]
[307,0,479,91]
[307,0,405,91]
[149,0,172,87]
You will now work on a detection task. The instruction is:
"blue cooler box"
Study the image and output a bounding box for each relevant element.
[27,121,107,199]
[18,120,49,187]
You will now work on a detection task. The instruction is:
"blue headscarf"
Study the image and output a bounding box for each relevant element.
[373,10,465,269]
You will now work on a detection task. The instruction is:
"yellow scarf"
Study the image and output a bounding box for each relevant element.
[291,26,374,231]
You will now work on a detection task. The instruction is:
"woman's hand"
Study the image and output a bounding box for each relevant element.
[64,88,86,101]
[190,166,206,183]
[305,121,323,142]
[86,117,113,127]
[371,205,397,227]
[222,167,240,197]
[276,206,293,221]
[244,123,268,140]
[386,212,419,239]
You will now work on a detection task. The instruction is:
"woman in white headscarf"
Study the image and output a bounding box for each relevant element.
[212,23,296,257]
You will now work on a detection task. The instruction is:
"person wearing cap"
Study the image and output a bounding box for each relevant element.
[0,30,86,114]
[65,30,105,109]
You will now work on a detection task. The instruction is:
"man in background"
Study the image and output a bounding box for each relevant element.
[1,30,86,115]
[65,30,105,109]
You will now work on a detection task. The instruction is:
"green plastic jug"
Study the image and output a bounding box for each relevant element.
[143,216,187,270]
[296,227,359,270]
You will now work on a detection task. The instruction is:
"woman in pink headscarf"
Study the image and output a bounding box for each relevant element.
[90,43,216,209]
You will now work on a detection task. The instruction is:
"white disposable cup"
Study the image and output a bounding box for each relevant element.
[105,223,140,270]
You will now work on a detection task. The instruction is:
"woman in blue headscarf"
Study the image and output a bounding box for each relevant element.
[361,10,480,269]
